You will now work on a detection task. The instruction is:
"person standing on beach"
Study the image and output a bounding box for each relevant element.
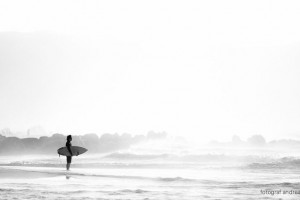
[66,135,73,170]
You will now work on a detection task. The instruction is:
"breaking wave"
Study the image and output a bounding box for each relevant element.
[2,153,300,171]
[246,157,300,170]
[104,152,274,163]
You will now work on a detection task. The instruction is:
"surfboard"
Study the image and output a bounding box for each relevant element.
[57,146,88,156]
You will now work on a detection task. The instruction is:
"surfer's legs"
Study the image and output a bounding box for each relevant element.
[66,163,70,170]
[66,156,72,170]
[67,163,71,170]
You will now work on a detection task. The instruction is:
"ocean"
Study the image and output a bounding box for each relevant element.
[1,149,300,200]
[1,140,300,200]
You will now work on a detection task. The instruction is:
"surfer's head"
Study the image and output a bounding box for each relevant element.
[67,135,72,141]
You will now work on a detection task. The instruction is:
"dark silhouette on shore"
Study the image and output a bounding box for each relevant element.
[66,135,73,170]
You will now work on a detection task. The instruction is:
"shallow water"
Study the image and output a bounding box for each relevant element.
[1,154,300,199]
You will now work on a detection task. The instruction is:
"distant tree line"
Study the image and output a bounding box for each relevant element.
[211,134,300,148]
[0,131,167,155]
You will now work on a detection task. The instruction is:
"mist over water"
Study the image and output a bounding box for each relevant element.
[1,132,300,168]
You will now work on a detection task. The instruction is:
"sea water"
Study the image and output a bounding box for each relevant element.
[1,152,300,200]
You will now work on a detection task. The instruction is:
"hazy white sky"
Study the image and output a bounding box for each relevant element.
[0,0,300,141]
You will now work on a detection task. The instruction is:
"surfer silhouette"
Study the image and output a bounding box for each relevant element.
[66,135,73,170]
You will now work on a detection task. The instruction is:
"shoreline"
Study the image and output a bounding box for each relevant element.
[0,166,63,179]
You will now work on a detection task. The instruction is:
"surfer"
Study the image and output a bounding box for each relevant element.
[66,135,73,170]
[57,135,85,171]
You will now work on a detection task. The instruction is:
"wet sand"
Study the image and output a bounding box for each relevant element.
[0,167,59,179]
